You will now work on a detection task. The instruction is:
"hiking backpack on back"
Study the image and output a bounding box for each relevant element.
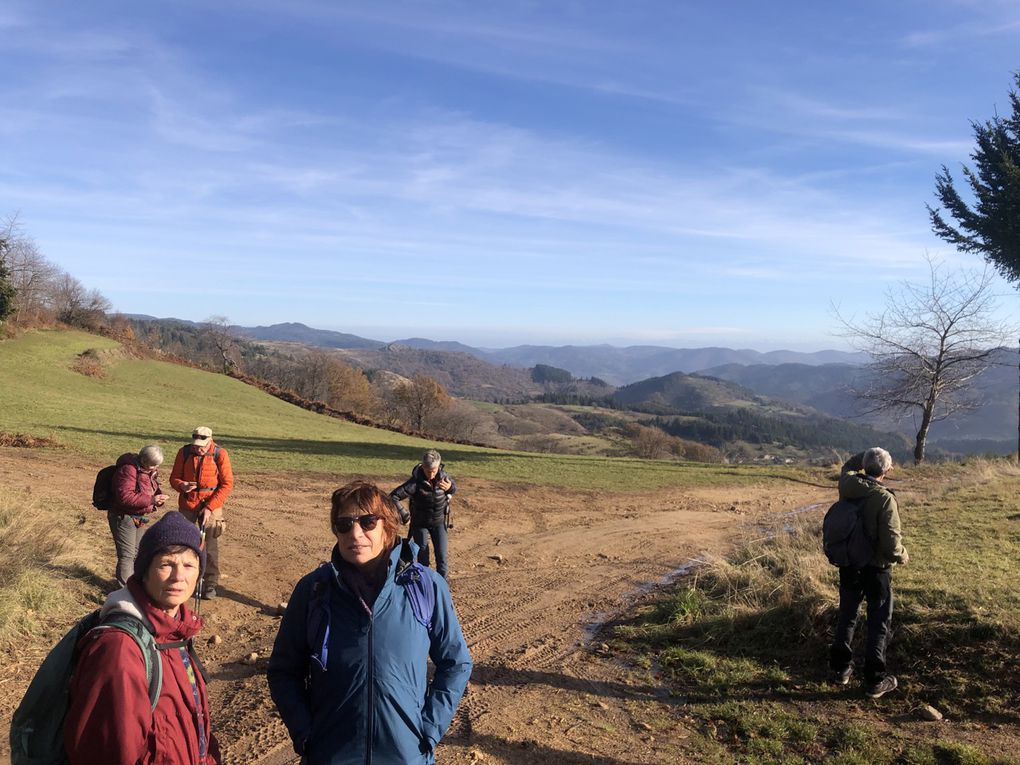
[90,465,119,511]
[306,539,436,671]
[822,497,875,568]
[9,610,162,765]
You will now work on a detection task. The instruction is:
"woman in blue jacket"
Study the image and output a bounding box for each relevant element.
[267,480,472,765]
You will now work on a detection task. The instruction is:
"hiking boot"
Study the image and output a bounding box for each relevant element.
[865,675,897,699]
[832,665,853,686]
[201,586,218,600]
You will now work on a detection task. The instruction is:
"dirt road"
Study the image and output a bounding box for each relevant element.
[203,473,829,764]
[0,450,831,764]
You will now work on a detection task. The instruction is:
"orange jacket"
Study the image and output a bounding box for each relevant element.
[169,441,234,512]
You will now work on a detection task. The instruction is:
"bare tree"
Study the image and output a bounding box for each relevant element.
[836,258,1011,463]
[325,360,378,415]
[389,374,451,432]
[201,315,240,373]
[429,398,489,442]
[50,273,111,330]
[2,216,57,325]
[624,422,676,459]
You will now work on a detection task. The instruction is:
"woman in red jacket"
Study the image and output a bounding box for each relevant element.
[108,444,170,587]
[65,512,221,765]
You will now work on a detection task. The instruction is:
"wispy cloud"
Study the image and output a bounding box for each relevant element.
[901,17,1020,48]
[5,1,1017,345]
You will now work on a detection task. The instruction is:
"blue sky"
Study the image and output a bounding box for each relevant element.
[2,0,1018,349]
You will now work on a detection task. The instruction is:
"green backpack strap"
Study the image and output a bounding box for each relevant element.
[93,613,164,712]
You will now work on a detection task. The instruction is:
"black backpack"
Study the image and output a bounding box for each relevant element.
[822,497,875,568]
[90,465,118,511]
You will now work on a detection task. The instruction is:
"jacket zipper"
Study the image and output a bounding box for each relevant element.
[366,616,374,765]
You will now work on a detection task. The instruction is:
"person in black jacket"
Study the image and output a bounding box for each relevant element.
[391,449,457,578]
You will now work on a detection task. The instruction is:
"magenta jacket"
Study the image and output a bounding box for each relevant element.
[111,453,161,516]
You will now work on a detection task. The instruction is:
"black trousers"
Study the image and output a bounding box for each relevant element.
[829,565,893,684]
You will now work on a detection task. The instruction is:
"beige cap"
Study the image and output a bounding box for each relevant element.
[191,426,213,446]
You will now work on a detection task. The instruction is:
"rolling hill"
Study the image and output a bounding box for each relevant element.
[611,371,761,411]
[703,350,1018,453]
[233,321,384,350]
[0,329,742,489]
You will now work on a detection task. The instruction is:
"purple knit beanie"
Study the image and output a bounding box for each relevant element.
[133,511,206,581]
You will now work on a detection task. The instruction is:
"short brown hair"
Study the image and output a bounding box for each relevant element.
[330,481,400,546]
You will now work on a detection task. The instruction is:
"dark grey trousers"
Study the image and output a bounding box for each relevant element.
[107,511,146,587]
[829,565,894,684]
[410,523,449,579]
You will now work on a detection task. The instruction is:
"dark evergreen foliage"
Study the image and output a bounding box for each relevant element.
[531,363,573,384]
[0,260,15,324]
[928,72,1020,284]
[655,408,910,455]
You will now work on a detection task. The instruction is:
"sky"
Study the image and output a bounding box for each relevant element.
[1,0,1018,350]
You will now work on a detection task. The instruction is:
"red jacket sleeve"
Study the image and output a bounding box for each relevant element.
[64,630,152,765]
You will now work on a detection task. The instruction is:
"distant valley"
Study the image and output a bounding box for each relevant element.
[132,318,1017,456]
[232,321,870,384]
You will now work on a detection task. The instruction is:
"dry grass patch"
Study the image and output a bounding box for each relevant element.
[71,348,106,377]
[0,432,62,448]
[610,458,1020,764]
[0,492,71,641]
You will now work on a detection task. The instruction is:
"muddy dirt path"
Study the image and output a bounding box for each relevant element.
[0,450,831,764]
[200,474,830,764]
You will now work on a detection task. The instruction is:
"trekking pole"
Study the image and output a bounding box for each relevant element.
[193,519,207,616]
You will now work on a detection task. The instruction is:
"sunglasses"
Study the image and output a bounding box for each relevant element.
[334,514,381,534]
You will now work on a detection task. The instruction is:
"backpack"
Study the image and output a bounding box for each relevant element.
[90,465,119,511]
[307,538,436,671]
[10,610,164,765]
[822,497,876,568]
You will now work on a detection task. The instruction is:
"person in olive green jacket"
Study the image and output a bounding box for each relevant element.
[828,447,909,699]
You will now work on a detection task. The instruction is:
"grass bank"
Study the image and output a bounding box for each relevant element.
[609,459,1020,764]
[0,329,807,491]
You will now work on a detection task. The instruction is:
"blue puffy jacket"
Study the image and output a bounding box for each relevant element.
[267,540,472,765]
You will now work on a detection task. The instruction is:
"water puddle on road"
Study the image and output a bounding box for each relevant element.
[584,500,827,642]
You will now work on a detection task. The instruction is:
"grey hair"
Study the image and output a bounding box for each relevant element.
[138,444,164,468]
[422,449,441,468]
[862,447,892,477]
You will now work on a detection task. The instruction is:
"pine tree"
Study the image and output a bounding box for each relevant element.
[928,72,1020,285]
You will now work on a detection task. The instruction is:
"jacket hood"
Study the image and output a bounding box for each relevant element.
[838,472,889,501]
[100,584,153,628]
[101,578,204,641]
[115,452,141,468]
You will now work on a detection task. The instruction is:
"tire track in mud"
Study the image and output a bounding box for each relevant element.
[0,453,832,765]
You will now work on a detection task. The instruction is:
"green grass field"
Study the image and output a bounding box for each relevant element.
[611,460,1020,765]
[0,329,794,490]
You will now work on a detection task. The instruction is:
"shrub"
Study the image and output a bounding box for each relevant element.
[71,348,105,378]
[0,493,69,640]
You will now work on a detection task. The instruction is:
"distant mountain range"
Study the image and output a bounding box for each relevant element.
[232,322,385,350]
[225,321,868,383]
[128,317,1016,454]
[701,350,1018,452]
